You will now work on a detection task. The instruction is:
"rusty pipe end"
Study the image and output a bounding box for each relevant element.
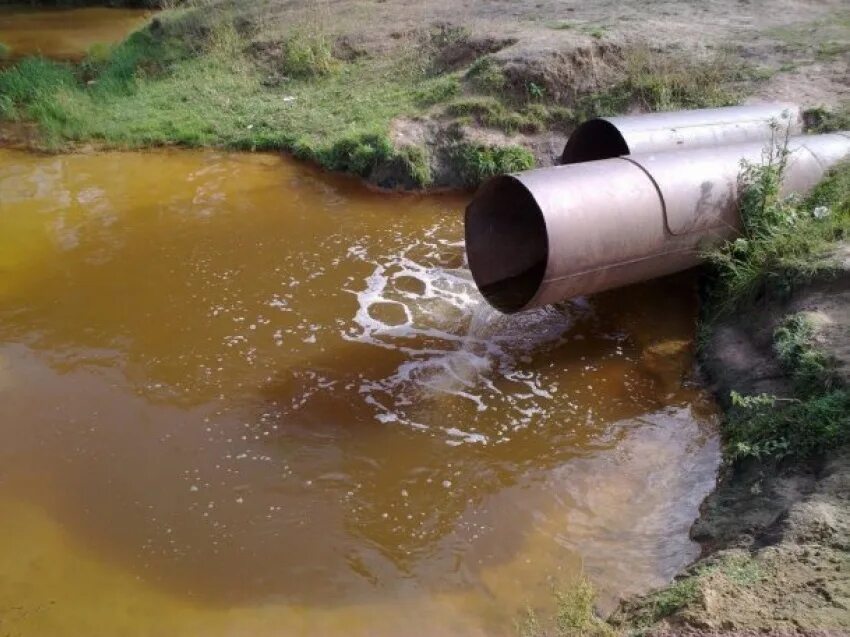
[465,175,548,314]
[561,119,629,164]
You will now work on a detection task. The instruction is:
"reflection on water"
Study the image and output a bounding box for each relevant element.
[0,6,151,61]
[0,148,719,636]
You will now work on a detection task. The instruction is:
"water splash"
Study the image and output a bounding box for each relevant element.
[341,229,587,442]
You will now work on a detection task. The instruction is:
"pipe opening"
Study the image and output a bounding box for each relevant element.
[561,119,630,164]
[464,175,548,313]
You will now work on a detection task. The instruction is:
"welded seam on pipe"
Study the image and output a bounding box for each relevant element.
[618,156,676,236]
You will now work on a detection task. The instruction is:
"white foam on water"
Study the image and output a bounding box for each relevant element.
[338,227,588,442]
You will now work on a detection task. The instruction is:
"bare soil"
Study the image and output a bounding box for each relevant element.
[618,246,850,635]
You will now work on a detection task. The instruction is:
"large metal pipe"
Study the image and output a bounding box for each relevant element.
[561,103,802,164]
[466,132,850,313]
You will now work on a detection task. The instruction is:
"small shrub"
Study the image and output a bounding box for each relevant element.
[803,103,850,133]
[449,143,534,186]
[317,132,395,177]
[725,390,850,461]
[515,576,613,637]
[397,145,432,187]
[0,41,10,60]
[554,577,613,637]
[466,56,506,94]
[774,313,838,396]
[413,75,460,106]
[704,144,850,314]
[282,27,336,78]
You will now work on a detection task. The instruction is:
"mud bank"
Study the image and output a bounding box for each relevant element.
[613,243,850,636]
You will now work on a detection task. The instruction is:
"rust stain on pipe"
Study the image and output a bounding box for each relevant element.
[466,133,850,314]
[561,103,802,164]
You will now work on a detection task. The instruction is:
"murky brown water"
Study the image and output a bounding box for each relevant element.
[0,6,151,61]
[0,147,719,636]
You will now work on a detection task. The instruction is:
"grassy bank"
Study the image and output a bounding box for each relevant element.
[0,2,758,187]
[703,146,850,461]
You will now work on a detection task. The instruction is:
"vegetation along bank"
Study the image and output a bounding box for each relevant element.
[2,0,847,189]
[1,1,850,635]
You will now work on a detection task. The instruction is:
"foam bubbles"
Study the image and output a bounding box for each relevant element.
[340,226,586,442]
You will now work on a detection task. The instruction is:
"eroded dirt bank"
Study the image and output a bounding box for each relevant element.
[613,244,850,636]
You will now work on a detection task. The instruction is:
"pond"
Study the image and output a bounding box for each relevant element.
[0,147,720,636]
[0,5,152,61]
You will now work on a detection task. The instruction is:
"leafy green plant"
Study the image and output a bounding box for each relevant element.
[527,81,545,101]
[0,41,10,60]
[704,142,850,314]
[449,143,534,186]
[725,389,850,461]
[774,313,838,396]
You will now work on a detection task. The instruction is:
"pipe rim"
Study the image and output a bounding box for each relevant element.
[561,118,630,164]
[464,175,549,314]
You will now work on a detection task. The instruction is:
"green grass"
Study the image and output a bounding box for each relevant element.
[574,48,742,120]
[0,7,545,187]
[613,553,764,632]
[515,576,614,637]
[614,573,701,630]
[279,29,336,78]
[701,150,850,462]
[725,388,850,461]
[0,6,770,187]
[774,313,839,396]
[445,97,543,134]
[705,152,850,315]
[448,143,534,186]
[0,10,476,185]
[804,102,850,133]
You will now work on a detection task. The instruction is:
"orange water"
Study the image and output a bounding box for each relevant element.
[0,148,719,636]
[0,6,151,61]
